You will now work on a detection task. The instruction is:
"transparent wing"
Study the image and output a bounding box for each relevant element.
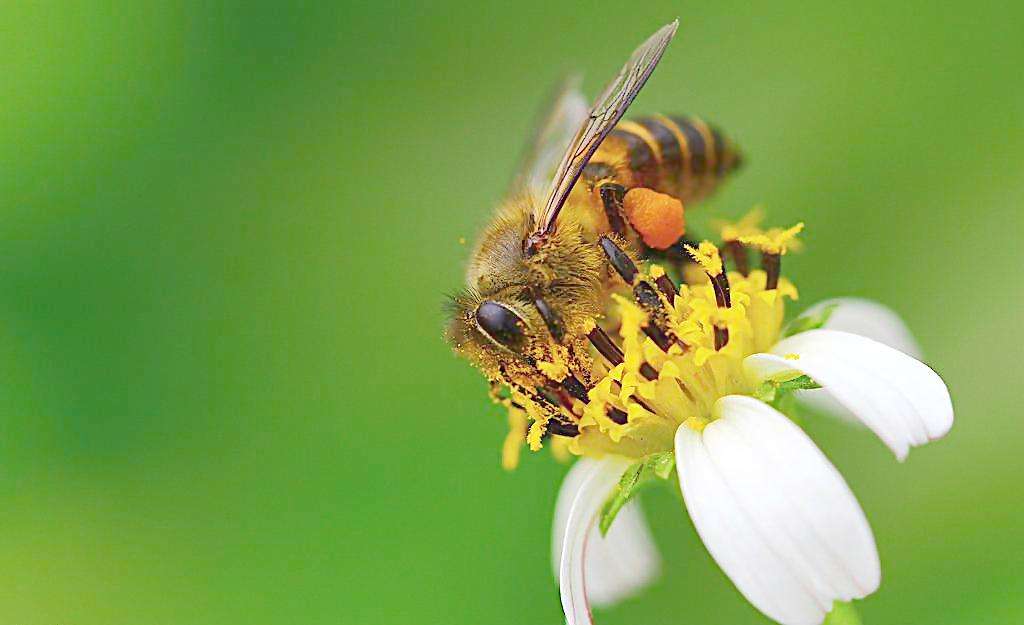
[532,20,679,238]
[509,75,590,195]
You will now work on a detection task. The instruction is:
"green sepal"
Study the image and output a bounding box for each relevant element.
[599,452,675,536]
[823,601,863,625]
[754,374,821,411]
[783,302,838,337]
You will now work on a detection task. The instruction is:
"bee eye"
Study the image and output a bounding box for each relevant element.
[475,301,529,350]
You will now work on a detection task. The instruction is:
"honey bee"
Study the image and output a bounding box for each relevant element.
[446,21,742,438]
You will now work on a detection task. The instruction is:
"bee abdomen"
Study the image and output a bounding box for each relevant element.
[616,115,743,204]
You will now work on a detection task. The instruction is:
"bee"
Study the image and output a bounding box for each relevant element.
[446,21,742,439]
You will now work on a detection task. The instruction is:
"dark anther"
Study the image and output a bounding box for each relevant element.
[561,375,590,403]
[724,240,750,275]
[609,379,656,413]
[599,236,638,284]
[710,272,732,308]
[762,252,781,290]
[475,301,529,351]
[533,295,563,341]
[598,183,628,236]
[642,320,674,353]
[606,405,628,425]
[547,419,580,437]
[714,326,729,351]
[655,273,678,304]
[588,325,658,381]
[588,326,624,366]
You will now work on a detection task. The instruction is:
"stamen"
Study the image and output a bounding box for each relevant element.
[547,419,580,437]
[610,379,656,413]
[739,221,802,291]
[710,271,731,308]
[587,326,658,381]
[724,240,750,275]
[714,325,729,350]
[606,405,628,425]
[763,252,781,290]
[599,236,638,284]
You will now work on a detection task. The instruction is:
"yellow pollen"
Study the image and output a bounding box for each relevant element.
[740,222,805,255]
[537,359,569,381]
[784,353,800,360]
[501,408,528,470]
[717,206,766,242]
[684,241,724,276]
[526,419,547,452]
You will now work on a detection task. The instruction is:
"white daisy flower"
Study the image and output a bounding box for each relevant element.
[545,228,953,625]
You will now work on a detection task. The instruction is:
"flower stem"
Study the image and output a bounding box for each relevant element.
[823,601,863,625]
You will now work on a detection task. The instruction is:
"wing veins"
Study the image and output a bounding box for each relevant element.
[534,20,679,238]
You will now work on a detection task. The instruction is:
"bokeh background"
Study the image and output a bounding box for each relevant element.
[1,2,1022,623]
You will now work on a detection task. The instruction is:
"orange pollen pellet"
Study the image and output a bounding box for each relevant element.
[622,188,685,249]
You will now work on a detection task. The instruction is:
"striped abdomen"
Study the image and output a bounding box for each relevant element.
[583,115,743,204]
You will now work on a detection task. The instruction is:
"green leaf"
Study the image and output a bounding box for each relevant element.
[823,601,863,625]
[599,452,675,535]
[783,302,838,337]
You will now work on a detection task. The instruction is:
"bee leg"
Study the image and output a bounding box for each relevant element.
[530,291,564,342]
[597,182,629,236]
[509,381,580,438]
[587,325,659,381]
[598,235,685,356]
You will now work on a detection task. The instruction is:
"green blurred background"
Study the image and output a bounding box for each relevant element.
[1,2,1021,623]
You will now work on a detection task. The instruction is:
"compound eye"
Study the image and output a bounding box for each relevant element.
[475,301,529,351]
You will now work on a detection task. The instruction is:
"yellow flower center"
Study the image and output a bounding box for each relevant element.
[568,263,798,459]
[494,220,804,469]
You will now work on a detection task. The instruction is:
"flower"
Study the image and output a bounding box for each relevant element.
[546,229,953,625]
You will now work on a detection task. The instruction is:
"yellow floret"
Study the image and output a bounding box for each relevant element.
[684,241,724,276]
[740,222,805,255]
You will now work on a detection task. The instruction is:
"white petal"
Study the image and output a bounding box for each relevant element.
[801,298,921,359]
[675,396,880,625]
[796,299,922,421]
[558,456,661,624]
[552,458,661,610]
[746,329,954,460]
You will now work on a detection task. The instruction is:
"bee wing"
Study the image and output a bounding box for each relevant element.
[509,75,591,195]
[532,20,679,238]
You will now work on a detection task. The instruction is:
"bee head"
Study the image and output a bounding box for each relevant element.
[445,291,536,373]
